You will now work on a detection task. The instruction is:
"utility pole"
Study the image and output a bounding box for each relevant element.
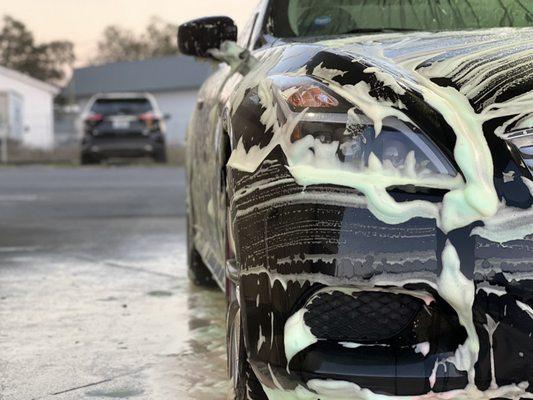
[1,122,7,165]
[0,92,8,164]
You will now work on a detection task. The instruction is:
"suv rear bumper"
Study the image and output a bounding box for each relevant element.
[81,133,165,158]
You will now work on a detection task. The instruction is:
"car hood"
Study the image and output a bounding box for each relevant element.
[324,29,531,105]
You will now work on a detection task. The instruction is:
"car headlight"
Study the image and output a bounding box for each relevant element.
[275,75,353,114]
[272,76,458,181]
[505,128,533,177]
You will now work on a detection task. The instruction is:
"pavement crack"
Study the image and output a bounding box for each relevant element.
[49,377,114,396]
[72,253,178,279]
[41,367,146,398]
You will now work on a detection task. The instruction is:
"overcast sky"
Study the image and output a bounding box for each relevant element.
[2,0,258,65]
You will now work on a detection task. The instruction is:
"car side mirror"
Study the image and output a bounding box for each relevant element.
[178,16,238,59]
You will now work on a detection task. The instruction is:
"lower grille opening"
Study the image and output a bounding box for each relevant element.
[300,288,467,352]
[304,290,422,343]
[287,288,470,395]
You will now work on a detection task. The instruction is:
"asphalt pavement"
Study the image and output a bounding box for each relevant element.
[0,166,227,400]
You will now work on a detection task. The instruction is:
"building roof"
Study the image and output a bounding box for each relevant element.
[63,56,212,98]
[0,65,60,95]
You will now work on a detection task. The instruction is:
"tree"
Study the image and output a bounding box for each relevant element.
[0,16,75,85]
[91,17,179,65]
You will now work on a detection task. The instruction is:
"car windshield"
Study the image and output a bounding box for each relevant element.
[267,0,533,38]
[91,98,153,116]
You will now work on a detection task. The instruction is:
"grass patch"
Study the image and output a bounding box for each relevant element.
[1,141,186,167]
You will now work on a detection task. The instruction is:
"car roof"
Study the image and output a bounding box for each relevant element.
[92,92,152,100]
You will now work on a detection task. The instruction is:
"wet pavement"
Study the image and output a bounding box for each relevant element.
[0,166,227,400]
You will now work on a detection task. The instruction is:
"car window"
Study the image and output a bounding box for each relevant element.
[90,98,153,116]
[268,0,533,37]
[238,13,259,49]
[246,14,259,49]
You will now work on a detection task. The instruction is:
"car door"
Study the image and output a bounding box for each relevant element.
[188,64,232,279]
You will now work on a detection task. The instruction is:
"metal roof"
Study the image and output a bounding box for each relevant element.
[0,65,60,95]
[63,56,212,98]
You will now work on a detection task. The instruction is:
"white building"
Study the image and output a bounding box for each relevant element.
[62,56,211,145]
[0,65,59,149]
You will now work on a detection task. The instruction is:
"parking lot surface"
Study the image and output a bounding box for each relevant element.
[0,166,227,400]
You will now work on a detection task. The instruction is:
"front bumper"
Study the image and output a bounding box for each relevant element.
[229,151,533,397]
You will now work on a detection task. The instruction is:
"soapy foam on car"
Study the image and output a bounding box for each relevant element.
[215,30,533,399]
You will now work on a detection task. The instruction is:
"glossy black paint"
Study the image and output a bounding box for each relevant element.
[229,150,532,395]
[183,1,533,397]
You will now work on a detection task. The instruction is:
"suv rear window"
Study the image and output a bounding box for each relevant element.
[91,98,153,116]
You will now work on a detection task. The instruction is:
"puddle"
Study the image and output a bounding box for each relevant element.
[85,388,144,398]
[99,296,119,302]
[188,317,212,330]
[146,290,173,297]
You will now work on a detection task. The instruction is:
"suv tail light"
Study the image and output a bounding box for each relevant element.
[85,113,104,123]
[139,112,158,122]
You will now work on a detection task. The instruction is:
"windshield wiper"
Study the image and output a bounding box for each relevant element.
[342,28,419,34]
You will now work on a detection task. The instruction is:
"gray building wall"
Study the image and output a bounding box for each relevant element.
[152,89,198,144]
[54,108,79,146]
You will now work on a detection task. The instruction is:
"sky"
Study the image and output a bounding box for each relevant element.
[1,0,258,65]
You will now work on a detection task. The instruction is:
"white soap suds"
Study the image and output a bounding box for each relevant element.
[312,62,346,81]
[284,308,318,369]
[262,379,533,400]
[437,241,478,383]
[414,342,431,357]
[339,342,362,349]
[258,324,266,353]
[484,315,500,390]
[219,30,533,400]
[472,178,533,243]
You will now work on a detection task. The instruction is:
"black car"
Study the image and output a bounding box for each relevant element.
[80,93,168,164]
[179,1,533,399]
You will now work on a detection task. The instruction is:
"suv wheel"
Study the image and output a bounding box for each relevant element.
[153,148,167,164]
[80,153,99,165]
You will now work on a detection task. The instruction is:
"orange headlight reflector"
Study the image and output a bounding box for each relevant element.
[286,85,339,109]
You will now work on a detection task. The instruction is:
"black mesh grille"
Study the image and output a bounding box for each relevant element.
[303,290,423,342]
